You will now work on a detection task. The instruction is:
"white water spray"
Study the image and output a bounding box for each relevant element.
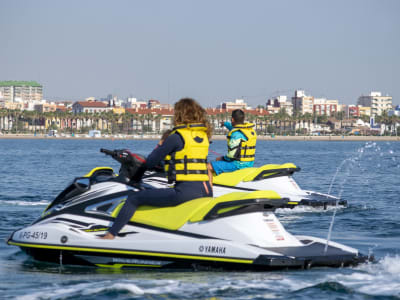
[324,143,369,253]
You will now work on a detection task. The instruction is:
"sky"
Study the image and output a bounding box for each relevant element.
[1,0,399,107]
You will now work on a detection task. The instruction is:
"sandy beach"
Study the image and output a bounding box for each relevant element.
[1,133,399,141]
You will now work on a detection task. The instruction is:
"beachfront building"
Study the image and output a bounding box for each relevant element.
[221,99,248,110]
[123,98,147,109]
[34,102,68,113]
[357,92,392,117]
[359,106,371,117]
[0,81,43,102]
[388,105,400,117]
[313,98,339,116]
[72,101,110,114]
[148,99,161,109]
[125,107,174,133]
[266,95,293,116]
[291,90,314,115]
[206,107,270,134]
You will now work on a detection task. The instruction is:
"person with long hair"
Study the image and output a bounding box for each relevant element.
[101,98,213,239]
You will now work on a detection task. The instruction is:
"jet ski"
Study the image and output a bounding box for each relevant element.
[142,160,346,209]
[7,149,368,270]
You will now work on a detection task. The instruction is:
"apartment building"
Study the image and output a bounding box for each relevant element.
[266,95,293,115]
[123,98,147,109]
[221,99,248,110]
[291,90,313,115]
[0,81,43,102]
[357,92,392,117]
[313,98,339,116]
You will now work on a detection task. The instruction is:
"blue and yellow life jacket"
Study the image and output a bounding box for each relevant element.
[226,123,257,162]
[164,124,210,183]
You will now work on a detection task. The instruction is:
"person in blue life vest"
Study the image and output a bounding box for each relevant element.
[100,98,213,239]
[208,109,257,177]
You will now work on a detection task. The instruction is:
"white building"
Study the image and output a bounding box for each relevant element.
[357,92,392,117]
[266,95,293,116]
[291,90,313,115]
[0,81,43,102]
[313,98,339,116]
[221,99,248,110]
[388,105,400,117]
[123,97,147,109]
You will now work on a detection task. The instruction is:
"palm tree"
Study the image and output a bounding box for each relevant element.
[154,114,162,134]
[138,114,146,134]
[303,113,313,134]
[145,113,155,133]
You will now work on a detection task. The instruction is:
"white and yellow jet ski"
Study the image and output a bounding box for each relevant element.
[143,161,346,209]
[7,149,367,270]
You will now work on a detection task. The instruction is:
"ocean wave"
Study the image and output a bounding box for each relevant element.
[13,257,400,300]
[0,200,49,206]
[16,281,145,300]
[275,204,346,214]
[323,255,400,297]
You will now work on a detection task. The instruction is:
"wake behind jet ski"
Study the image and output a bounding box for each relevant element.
[7,148,369,270]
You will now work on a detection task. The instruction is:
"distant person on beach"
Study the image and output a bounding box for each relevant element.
[100,98,212,239]
[208,109,257,177]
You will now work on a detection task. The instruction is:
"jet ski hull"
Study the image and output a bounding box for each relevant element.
[6,158,366,271]
[13,245,368,271]
[7,210,369,271]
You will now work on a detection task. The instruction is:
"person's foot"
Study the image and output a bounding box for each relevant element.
[99,232,115,240]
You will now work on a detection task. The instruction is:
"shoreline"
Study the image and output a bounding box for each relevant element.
[1,133,400,141]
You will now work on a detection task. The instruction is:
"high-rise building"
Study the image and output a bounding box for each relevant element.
[357,92,392,117]
[0,81,43,102]
[291,90,313,115]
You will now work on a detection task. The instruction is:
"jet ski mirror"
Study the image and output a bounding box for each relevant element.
[73,177,91,193]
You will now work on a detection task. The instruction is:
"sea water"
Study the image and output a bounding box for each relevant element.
[1,139,399,299]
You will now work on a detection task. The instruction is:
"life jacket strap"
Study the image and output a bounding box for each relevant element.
[173,124,206,130]
[165,158,208,164]
[174,170,209,175]
[167,152,176,183]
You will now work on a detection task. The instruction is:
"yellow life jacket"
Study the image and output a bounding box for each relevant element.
[226,123,257,162]
[164,124,210,183]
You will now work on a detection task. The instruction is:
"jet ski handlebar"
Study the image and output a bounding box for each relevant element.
[100,148,135,165]
[100,148,116,156]
[100,148,146,182]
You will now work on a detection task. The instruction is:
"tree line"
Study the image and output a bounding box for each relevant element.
[0,108,399,136]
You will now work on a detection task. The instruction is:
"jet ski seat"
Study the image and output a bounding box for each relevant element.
[111,191,285,231]
[213,163,300,186]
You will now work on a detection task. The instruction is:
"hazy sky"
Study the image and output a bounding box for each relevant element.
[1,0,399,106]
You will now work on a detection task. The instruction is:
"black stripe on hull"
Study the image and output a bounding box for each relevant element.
[18,246,367,271]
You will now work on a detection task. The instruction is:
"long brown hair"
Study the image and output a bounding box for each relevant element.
[173,98,212,139]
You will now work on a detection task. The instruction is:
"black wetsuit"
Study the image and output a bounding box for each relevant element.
[108,133,213,236]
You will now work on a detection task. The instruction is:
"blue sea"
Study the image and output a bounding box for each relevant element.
[1,139,400,299]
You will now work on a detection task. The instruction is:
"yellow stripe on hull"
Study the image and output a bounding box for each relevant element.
[8,241,253,265]
[96,263,161,268]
